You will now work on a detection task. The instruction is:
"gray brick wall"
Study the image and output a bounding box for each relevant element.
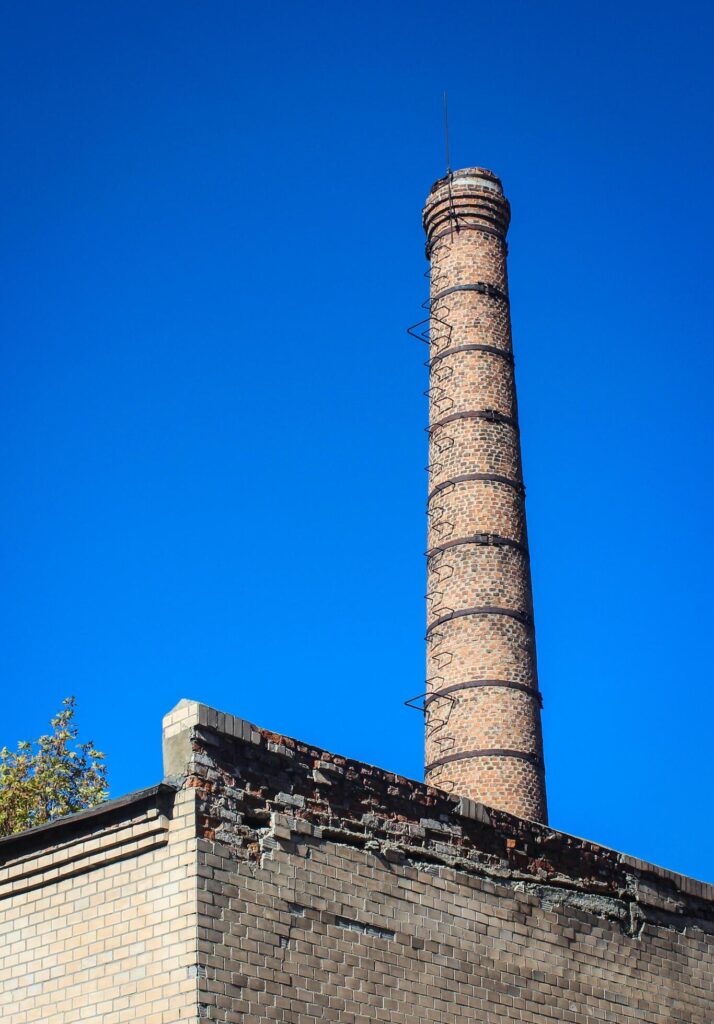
[173,701,714,1023]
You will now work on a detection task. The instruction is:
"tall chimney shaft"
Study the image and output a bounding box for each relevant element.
[422,168,547,822]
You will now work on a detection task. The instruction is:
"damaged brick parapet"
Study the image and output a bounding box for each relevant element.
[162,700,714,934]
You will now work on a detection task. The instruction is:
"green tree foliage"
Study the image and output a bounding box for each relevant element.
[0,697,108,837]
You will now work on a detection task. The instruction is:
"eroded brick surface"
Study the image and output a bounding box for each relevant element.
[186,715,714,1023]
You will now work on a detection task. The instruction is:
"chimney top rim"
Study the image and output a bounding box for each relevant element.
[429,167,503,196]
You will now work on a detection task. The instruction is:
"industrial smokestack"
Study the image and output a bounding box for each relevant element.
[421,168,547,822]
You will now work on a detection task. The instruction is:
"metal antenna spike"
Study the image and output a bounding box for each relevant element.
[443,91,452,176]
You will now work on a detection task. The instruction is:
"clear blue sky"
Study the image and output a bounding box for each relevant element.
[2,1,713,880]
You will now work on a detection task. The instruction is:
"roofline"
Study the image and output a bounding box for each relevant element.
[0,782,177,861]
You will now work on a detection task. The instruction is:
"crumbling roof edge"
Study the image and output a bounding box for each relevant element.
[172,699,714,901]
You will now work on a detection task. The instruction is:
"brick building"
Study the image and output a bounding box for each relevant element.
[2,700,713,1022]
[1,170,712,1021]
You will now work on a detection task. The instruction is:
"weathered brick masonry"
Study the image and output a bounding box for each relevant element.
[422,168,547,821]
[177,701,713,1022]
[2,700,712,1021]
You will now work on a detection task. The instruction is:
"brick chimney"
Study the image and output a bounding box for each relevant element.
[422,168,547,822]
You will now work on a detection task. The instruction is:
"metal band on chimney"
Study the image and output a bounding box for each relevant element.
[428,343,514,367]
[424,198,510,253]
[426,206,507,239]
[429,409,520,433]
[426,223,506,256]
[426,534,529,558]
[426,606,534,635]
[425,749,542,772]
[428,473,525,501]
[424,680,543,708]
[431,282,510,304]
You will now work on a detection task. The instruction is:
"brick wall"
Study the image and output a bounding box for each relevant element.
[0,784,198,1023]
[2,701,711,1022]
[422,168,547,821]
[176,701,714,1023]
